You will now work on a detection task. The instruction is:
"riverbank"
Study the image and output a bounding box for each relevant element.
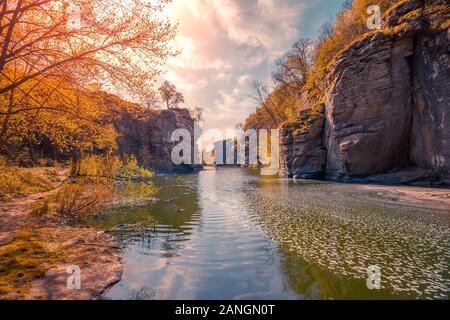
[360,184,450,213]
[0,167,123,300]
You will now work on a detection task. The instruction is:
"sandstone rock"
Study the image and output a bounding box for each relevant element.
[409,30,450,185]
[324,35,414,180]
[279,0,450,186]
[280,108,326,179]
[114,108,202,173]
[66,237,86,247]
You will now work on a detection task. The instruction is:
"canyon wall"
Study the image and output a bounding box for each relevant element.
[114,108,201,173]
[280,0,450,185]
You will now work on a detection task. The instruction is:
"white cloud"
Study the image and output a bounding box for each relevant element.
[162,0,309,131]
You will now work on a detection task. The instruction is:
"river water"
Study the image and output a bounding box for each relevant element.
[86,168,450,300]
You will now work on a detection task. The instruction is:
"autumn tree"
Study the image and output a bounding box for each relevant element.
[0,0,176,98]
[0,0,177,155]
[273,38,315,91]
[158,80,185,109]
[143,90,160,111]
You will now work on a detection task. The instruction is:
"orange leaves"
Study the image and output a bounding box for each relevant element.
[0,0,177,155]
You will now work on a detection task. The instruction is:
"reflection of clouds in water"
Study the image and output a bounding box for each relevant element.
[98,169,449,300]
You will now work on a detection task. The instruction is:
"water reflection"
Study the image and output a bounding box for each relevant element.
[85,168,450,300]
[246,177,450,299]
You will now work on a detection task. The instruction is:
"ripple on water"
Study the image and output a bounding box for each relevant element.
[88,169,449,300]
[243,181,450,299]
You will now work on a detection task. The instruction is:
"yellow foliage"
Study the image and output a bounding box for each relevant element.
[0,166,52,201]
[306,0,400,100]
[0,71,120,154]
[78,153,153,181]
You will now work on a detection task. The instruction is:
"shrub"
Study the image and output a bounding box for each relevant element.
[52,181,115,222]
[0,166,52,201]
[77,153,153,181]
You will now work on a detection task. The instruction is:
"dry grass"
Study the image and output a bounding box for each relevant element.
[31,154,159,222]
[30,181,114,222]
[0,230,58,298]
[0,165,53,201]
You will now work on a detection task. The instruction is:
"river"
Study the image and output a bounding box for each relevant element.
[85,168,450,300]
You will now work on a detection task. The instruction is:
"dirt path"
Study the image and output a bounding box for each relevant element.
[0,168,123,300]
[0,168,68,246]
[0,184,63,246]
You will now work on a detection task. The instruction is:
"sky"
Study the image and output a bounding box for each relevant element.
[162,0,346,131]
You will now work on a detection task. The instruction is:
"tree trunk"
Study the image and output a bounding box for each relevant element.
[28,139,36,163]
[70,149,82,176]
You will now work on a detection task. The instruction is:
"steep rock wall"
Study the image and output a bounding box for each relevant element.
[114,108,201,172]
[280,0,450,185]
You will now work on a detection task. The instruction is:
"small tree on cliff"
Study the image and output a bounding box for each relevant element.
[158,81,185,109]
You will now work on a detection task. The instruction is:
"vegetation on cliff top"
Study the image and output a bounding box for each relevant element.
[244,0,424,133]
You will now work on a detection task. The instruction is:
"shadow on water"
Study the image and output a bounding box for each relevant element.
[83,168,450,300]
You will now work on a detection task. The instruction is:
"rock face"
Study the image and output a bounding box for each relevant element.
[280,108,327,179]
[280,0,450,185]
[114,108,201,173]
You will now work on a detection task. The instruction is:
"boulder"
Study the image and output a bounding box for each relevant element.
[366,168,437,185]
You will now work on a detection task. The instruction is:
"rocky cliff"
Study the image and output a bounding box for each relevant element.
[280,0,450,185]
[114,108,201,173]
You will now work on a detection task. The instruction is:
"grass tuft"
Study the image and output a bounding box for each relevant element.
[0,230,58,299]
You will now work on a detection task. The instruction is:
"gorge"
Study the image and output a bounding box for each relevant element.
[279,0,449,186]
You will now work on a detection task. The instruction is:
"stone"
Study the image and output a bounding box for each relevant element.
[279,0,450,186]
[366,169,437,185]
[66,237,86,246]
[114,108,202,173]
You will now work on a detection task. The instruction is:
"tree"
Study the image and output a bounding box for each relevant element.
[143,90,160,111]
[272,38,314,91]
[250,80,286,128]
[0,0,176,99]
[158,80,185,109]
[342,0,354,10]
[0,0,176,153]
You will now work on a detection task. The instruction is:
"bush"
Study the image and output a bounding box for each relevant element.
[52,181,115,222]
[0,166,52,201]
[77,153,153,181]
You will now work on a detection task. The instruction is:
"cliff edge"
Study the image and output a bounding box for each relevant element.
[281,0,450,186]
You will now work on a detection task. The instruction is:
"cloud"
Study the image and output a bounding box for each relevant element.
[163,0,345,131]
